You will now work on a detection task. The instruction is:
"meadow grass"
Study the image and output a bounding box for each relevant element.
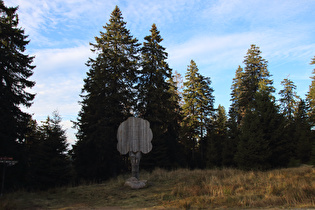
[1,165,314,209]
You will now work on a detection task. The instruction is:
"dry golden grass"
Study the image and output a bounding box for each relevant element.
[1,165,314,209]
[163,166,315,209]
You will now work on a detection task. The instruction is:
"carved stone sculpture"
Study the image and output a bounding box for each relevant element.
[117,117,153,155]
[117,117,153,188]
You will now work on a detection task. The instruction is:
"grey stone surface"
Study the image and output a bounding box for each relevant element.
[117,117,153,181]
[124,177,147,189]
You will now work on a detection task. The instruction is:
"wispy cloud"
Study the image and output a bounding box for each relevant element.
[19,46,92,145]
[6,0,116,47]
[20,45,93,145]
[33,45,91,73]
[206,0,314,26]
[167,28,314,75]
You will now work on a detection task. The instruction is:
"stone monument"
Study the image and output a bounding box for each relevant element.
[117,117,153,189]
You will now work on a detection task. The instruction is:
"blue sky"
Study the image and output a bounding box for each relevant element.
[5,0,315,145]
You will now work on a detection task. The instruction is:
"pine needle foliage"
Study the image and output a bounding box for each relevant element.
[234,45,287,170]
[73,6,140,181]
[279,77,300,120]
[230,65,244,123]
[239,44,274,116]
[0,0,35,157]
[0,1,35,191]
[137,24,183,169]
[182,60,215,168]
[28,112,72,189]
[307,56,315,124]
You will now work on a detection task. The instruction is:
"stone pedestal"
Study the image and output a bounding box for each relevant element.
[124,177,147,189]
[129,151,141,179]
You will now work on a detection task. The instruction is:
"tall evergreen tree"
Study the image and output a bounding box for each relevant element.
[0,1,35,157]
[222,107,239,167]
[0,1,35,190]
[306,56,315,124]
[230,65,244,123]
[167,71,185,166]
[293,100,312,164]
[23,118,40,188]
[239,45,274,117]
[235,45,286,170]
[137,24,182,169]
[207,105,227,168]
[28,112,72,189]
[278,77,300,166]
[181,60,215,168]
[279,77,300,120]
[235,88,286,170]
[170,70,184,107]
[224,65,244,168]
[73,6,140,181]
[306,57,315,166]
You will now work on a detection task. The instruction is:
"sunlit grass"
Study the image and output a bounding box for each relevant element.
[1,165,314,209]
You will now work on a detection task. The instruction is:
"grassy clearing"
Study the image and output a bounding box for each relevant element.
[1,165,314,209]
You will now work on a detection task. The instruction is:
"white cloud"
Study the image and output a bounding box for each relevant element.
[6,0,116,47]
[26,45,92,117]
[33,45,92,73]
[168,27,314,73]
[207,0,313,25]
[168,32,254,66]
[60,120,77,146]
[20,45,94,145]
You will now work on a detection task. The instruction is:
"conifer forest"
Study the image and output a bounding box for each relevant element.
[1,2,315,192]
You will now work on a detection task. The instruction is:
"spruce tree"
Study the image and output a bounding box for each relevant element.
[278,77,300,166]
[182,60,215,168]
[230,65,244,123]
[222,107,239,167]
[294,100,312,164]
[169,70,184,107]
[306,56,315,166]
[306,56,315,124]
[239,45,274,116]
[279,77,300,120]
[207,105,227,168]
[235,88,286,170]
[29,112,71,189]
[137,24,182,169]
[235,46,286,170]
[23,118,40,188]
[224,65,244,167]
[0,1,35,157]
[0,1,35,190]
[73,6,140,181]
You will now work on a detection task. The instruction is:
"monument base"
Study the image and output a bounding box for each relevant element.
[124,177,147,189]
